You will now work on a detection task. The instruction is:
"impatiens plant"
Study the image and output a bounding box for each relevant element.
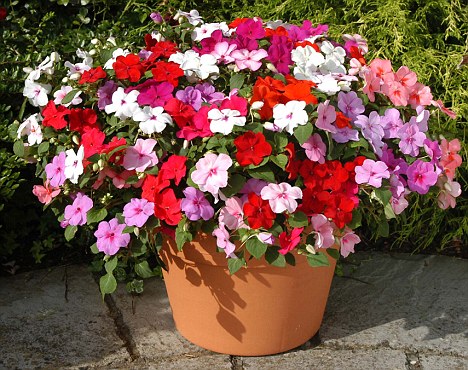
[13,10,463,295]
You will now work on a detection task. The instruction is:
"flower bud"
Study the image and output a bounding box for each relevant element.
[106,37,117,46]
[23,67,33,74]
[50,52,60,62]
[133,227,140,237]
[183,140,189,149]
[69,72,81,81]
[250,101,264,111]
[266,63,278,73]
[90,38,99,45]
[150,12,163,24]
[89,49,97,56]
[92,163,99,172]
[49,138,56,144]
[61,77,69,83]
[72,135,80,145]
[252,112,261,120]
[98,159,105,169]
[305,244,316,255]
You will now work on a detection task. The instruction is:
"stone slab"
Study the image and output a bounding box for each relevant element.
[419,354,468,369]
[126,354,232,369]
[0,265,129,369]
[241,348,407,369]
[111,277,217,361]
[321,253,468,357]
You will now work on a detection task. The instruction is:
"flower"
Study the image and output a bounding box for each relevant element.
[17,10,463,295]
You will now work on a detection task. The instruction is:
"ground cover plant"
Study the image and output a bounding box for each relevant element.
[1,0,466,278]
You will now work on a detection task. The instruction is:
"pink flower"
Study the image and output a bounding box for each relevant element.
[181,187,214,221]
[231,49,268,71]
[45,152,66,187]
[408,82,433,108]
[340,229,361,257]
[391,193,409,215]
[123,138,158,172]
[362,70,381,102]
[315,100,337,133]
[310,214,335,249]
[212,224,236,257]
[382,80,409,107]
[398,123,426,157]
[123,198,154,227]
[355,159,390,188]
[63,193,93,226]
[32,180,60,205]
[94,218,130,256]
[436,176,462,210]
[260,182,302,213]
[278,227,303,255]
[219,196,247,230]
[406,160,438,194]
[301,133,326,163]
[191,153,232,199]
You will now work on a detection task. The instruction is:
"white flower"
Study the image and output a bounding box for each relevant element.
[133,106,173,134]
[103,48,131,69]
[64,146,85,184]
[208,108,246,135]
[53,86,82,107]
[315,74,342,95]
[17,114,43,145]
[24,54,55,81]
[174,9,203,26]
[105,87,140,120]
[64,48,93,78]
[192,22,229,42]
[272,100,308,134]
[320,41,346,65]
[23,80,51,107]
[169,50,219,81]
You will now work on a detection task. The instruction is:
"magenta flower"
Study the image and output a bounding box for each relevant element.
[355,159,390,188]
[94,218,130,256]
[63,193,93,226]
[315,100,337,133]
[137,82,174,108]
[235,18,265,40]
[123,138,158,172]
[212,224,236,257]
[45,151,66,187]
[260,182,302,214]
[406,160,438,194]
[150,12,163,24]
[175,86,203,111]
[181,187,214,221]
[191,153,232,199]
[301,133,326,163]
[337,91,364,121]
[97,81,118,110]
[123,198,154,227]
[267,36,293,74]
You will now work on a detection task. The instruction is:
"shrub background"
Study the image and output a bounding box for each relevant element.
[1,0,466,272]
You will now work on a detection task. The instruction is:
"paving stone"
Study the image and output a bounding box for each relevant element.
[419,354,468,369]
[321,253,468,357]
[0,265,128,369]
[126,354,232,369]
[111,277,215,361]
[241,348,407,369]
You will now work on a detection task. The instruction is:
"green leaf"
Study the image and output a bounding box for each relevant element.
[87,208,108,225]
[307,252,330,267]
[64,225,77,241]
[175,220,192,251]
[37,141,49,155]
[222,174,246,198]
[135,261,154,278]
[100,273,117,297]
[230,74,245,90]
[90,243,99,254]
[347,209,362,229]
[104,257,117,274]
[377,218,389,237]
[247,165,276,183]
[285,253,296,266]
[265,248,286,267]
[293,122,313,145]
[288,212,309,227]
[384,203,397,220]
[373,188,392,206]
[245,237,267,259]
[326,248,340,260]
[13,140,25,157]
[228,257,245,275]
[271,154,288,170]
[273,133,288,150]
[61,89,80,105]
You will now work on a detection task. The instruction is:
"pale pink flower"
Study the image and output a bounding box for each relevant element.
[408,82,433,108]
[310,214,335,249]
[437,176,462,209]
[301,133,326,163]
[315,100,337,133]
[391,193,409,215]
[212,224,236,257]
[123,138,158,172]
[355,159,390,188]
[191,153,232,199]
[219,197,248,230]
[231,48,268,71]
[340,229,361,257]
[260,182,302,214]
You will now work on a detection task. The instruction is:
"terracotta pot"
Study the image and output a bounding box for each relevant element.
[159,233,337,356]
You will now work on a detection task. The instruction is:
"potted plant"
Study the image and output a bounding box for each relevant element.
[14,9,463,356]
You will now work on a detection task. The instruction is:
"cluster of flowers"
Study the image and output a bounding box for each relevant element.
[17,10,463,278]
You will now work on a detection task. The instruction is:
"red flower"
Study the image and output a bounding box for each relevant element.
[153,188,182,226]
[160,155,187,185]
[164,98,196,127]
[41,101,70,130]
[149,41,179,59]
[81,128,105,159]
[102,137,127,164]
[0,7,7,21]
[113,54,143,82]
[176,105,214,141]
[278,227,304,255]
[243,193,276,229]
[335,111,352,128]
[141,174,170,203]
[79,66,107,84]
[234,131,272,166]
[250,76,285,120]
[69,108,98,134]
[323,194,355,229]
[151,61,184,87]
[285,143,301,180]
